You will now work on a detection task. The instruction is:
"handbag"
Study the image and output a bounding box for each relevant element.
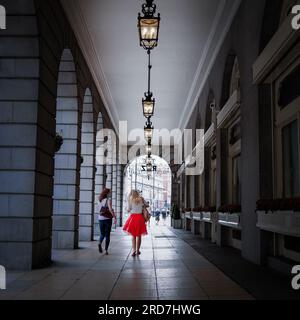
[100,199,113,219]
[142,207,151,223]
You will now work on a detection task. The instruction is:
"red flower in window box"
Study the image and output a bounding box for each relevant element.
[218,205,241,214]
[203,206,216,213]
[256,198,300,212]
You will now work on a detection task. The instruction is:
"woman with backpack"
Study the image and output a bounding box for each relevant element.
[98,188,117,255]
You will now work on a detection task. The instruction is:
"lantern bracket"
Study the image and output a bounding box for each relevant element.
[141,0,157,18]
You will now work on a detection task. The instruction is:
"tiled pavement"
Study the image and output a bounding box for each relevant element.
[0,220,253,300]
[172,228,300,300]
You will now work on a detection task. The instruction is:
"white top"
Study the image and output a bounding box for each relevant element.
[98,198,111,221]
[128,202,144,214]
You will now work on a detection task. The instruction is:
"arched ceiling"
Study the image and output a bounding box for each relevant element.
[61,0,241,136]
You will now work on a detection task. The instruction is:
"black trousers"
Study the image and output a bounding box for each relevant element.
[99,219,113,251]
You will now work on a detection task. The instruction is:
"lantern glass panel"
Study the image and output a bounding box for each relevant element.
[139,18,159,49]
[143,100,154,117]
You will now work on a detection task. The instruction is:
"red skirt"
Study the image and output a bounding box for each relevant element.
[123,213,148,237]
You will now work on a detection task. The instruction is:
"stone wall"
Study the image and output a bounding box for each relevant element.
[0,0,114,270]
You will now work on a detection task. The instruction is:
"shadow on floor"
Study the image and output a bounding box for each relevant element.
[171,228,300,300]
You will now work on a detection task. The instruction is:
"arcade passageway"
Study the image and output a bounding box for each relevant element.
[0,0,300,301]
[1,220,298,300]
[0,222,254,300]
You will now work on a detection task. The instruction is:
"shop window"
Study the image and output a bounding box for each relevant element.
[284,236,300,254]
[275,59,300,199]
[229,123,241,145]
[282,120,300,198]
[228,120,241,205]
[210,158,217,206]
[232,155,241,204]
[278,64,300,108]
[224,56,242,205]
[232,229,242,241]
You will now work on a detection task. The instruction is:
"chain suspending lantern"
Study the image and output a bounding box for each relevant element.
[138,0,161,173]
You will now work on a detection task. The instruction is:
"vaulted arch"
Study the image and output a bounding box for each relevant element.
[220,53,237,109]
[52,48,81,249]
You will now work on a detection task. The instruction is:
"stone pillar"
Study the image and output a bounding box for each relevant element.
[94,165,104,237]
[170,146,180,207]
[106,165,112,190]
[184,175,188,208]
[0,1,53,270]
[116,165,124,226]
[94,113,104,237]
[171,169,179,207]
[171,180,179,206]
[179,175,184,208]
[52,49,80,250]
[79,92,95,242]
[112,165,117,212]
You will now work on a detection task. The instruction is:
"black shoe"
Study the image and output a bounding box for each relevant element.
[105,251,109,255]
[132,251,137,257]
[98,244,103,253]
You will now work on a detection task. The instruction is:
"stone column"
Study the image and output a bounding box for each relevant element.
[179,175,184,208]
[112,165,118,216]
[94,165,104,237]
[106,165,112,190]
[116,165,124,226]
[79,93,95,242]
[184,175,188,208]
[171,174,179,207]
[94,113,105,237]
[0,1,53,270]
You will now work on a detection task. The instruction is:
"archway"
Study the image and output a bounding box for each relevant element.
[123,155,172,227]
[79,89,95,241]
[218,55,242,250]
[52,49,80,250]
[220,55,241,206]
[204,90,216,208]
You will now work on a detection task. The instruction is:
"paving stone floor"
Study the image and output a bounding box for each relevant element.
[0,220,253,300]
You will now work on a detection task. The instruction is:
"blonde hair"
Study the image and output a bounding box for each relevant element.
[128,190,143,205]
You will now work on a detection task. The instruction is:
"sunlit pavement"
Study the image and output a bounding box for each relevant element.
[0,218,253,300]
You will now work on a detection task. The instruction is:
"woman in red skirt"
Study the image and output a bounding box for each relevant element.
[123,190,147,256]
